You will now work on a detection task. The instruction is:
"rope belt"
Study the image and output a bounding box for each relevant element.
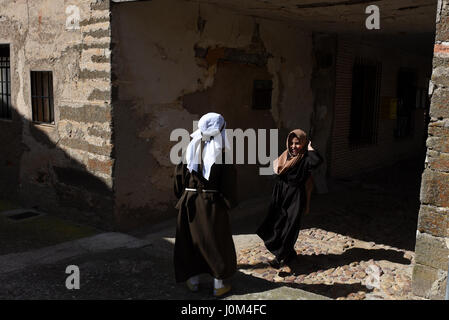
[185,188,219,193]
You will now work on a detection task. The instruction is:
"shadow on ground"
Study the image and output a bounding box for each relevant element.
[0,246,372,300]
[238,247,410,275]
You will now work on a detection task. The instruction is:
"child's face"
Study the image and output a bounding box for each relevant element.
[289,137,305,156]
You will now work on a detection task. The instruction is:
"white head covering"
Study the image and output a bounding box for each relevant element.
[185,112,230,180]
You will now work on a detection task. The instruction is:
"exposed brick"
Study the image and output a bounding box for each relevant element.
[420,169,449,207]
[90,0,109,11]
[87,158,113,176]
[79,69,110,80]
[83,43,110,50]
[91,55,109,63]
[87,127,111,140]
[83,29,110,39]
[60,138,113,157]
[79,17,110,27]
[59,105,112,123]
[88,89,111,101]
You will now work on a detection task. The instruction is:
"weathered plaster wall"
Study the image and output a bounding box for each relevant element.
[111,0,317,226]
[330,36,433,178]
[412,0,449,300]
[0,0,115,228]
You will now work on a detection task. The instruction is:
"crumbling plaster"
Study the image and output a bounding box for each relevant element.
[112,0,316,222]
[0,0,115,227]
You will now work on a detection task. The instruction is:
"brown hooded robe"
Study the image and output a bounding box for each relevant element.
[173,154,238,283]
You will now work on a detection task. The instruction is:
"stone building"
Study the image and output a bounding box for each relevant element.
[413,0,449,300]
[0,0,447,299]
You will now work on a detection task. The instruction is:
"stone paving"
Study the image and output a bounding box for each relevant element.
[233,157,426,300]
[236,228,417,300]
[0,157,427,300]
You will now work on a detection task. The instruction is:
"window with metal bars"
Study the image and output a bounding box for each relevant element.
[31,71,54,124]
[349,58,382,146]
[0,44,11,119]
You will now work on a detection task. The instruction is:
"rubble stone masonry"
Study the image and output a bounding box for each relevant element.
[413,0,449,300]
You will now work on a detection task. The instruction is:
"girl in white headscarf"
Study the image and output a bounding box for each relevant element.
[173,112,237,297]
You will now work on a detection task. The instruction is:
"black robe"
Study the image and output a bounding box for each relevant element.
[173,157,238,283]
[256,150,323,262]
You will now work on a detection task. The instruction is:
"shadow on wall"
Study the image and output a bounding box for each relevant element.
[0,105,115,230]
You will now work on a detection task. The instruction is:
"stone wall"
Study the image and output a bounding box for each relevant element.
[0,0,115,229]
[412,0,449,300]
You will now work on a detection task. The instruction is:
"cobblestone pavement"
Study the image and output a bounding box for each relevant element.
[236,229,417,300]
[0,157,426,300]
[234,157,426,300]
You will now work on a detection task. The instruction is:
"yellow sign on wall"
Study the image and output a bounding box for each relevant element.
[380,97,397,120]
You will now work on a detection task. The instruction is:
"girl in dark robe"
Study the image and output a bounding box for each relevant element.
[256,129,323,268]
[173,112,237,297]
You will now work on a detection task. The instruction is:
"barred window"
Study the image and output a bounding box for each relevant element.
[349,58,382,145]
[0,44,11,119]
[31,71,54,124]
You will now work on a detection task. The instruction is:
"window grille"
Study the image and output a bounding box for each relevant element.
[31,71,54,124]
[0,44,11,119]
[349,58,382,146]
